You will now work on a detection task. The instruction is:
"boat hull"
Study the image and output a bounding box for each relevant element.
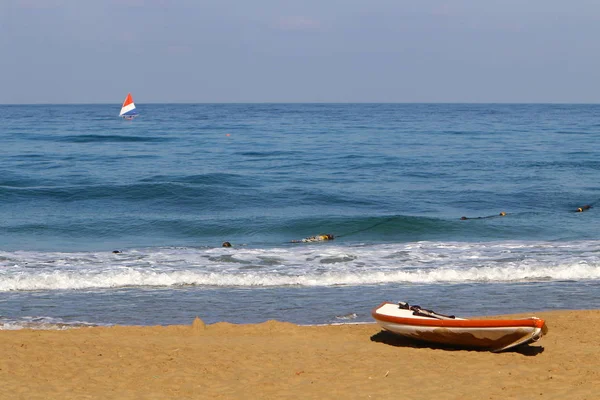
[372,302,548,352]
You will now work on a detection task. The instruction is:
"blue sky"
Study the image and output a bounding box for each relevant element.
[1,0,599,103]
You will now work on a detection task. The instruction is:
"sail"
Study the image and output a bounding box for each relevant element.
[119,93,138,117]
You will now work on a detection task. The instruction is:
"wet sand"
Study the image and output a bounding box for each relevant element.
[1,310,598,399]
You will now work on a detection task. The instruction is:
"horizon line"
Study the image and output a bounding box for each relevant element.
[2,101,600,106]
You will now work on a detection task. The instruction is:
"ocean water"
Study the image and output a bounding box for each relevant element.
[1,103,600,329]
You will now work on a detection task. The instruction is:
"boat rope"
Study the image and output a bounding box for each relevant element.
[399,301,456,320]
[335,217,396,238]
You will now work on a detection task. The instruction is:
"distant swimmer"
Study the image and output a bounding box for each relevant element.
[112,250,122,254]
[576,205,592,212]
[291,234,335,243]
[461,212,507,220]
[222,241,232,247]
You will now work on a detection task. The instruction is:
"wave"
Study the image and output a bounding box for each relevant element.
[0,170,264,203]
[1,241,599,291]
[58,134,172,143]
[0,316,100,330]
[0,262,598,292]
[0,210,584,252]
[139,173,254,187]
[0,181,239,203]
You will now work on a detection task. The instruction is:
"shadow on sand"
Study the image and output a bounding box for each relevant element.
[370,330,545,356]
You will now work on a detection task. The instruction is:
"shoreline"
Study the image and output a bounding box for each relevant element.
[1,310,598,399]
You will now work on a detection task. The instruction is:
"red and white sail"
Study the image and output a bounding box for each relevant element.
[119,93,138,118]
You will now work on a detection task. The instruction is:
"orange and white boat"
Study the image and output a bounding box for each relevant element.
[372,301,548,352]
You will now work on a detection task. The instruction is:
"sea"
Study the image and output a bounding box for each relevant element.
[1,103,600,329]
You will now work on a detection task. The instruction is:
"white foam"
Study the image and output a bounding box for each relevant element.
[0,316,101,330]
[1,240,600,291]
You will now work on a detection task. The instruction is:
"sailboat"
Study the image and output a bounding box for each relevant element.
[119,92,138,120]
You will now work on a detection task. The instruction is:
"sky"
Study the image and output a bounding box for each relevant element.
[1,0,600,104]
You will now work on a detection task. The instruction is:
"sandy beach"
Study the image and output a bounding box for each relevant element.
[0,310,598,399]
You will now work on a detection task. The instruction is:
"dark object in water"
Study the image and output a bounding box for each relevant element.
[460,212,506,220]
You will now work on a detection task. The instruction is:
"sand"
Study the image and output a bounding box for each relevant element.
[1,310,599,399]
